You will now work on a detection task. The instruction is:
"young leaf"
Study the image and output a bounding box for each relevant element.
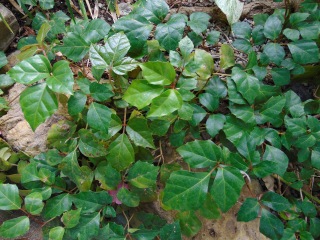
[49,227,65,240]
[220,44,235,69]
[0,216,29,239]
[0,184,22,210]
[263,15,283,40]
[123,80,164,109]
[107,134,134,171]
[288,40,319,64]
[155,13,186,51]
[163,170,210,211]
[62,208,81,228]
[126,117,155,149]
[128,161,159,188]
[8,55,51,84]
[140,62,175,86]
[87,102,112,133]
[20,83,58,131]
[25,192,44,215]
[214,0,244,24]
[261,191,291,211]
[193,49,214,81]
[187,12,211,35]
[237,198,260,222]
[210,166,245,212]
[46,60,74,95]
[177,140,221,168]
[42,193,72,219]
[259,209,284,240]
[147,89,183,118]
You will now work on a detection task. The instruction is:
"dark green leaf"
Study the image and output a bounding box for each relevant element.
[89,82,114,102]
[311,150,320,170]
[261,191,291,211]
[0,51,8,69]
[68,91,87,115]
[107,134,134,171]
[263,43,285,66]
[87,102,112,133]
[81,19,110,44]
[66,212,100,239]
[262,145,289,176]
[229,104,255,124]
[140,61,175,86]
[131,0,169,24]
[199,93,219,112]
[198,194,221,219]
[271,68,290,86]
[237,198,260,222]
[95,162,121,190]
[289,12,310,25]
[283,28,300,41]
[253,13,268,26]
[126,117,155,149]
[206,114,226,137]
[298,22,320,40]
[210,166,245,212]
[258,95,286,127]
[0,184,22,210]
[179,36,194,59]
[163,170,210,211]
[252,25,266,45]
[263,15,283,40]
[0,216,29,239]
[227,78,247,105]
[188,12,211,35]
[62,208,81,228]
[288,40,319,64]
[160,222,182,240]
[128,161,159,188]
[78,129,108,157]
[72,191,112,213]
[232,22,251,39]
[176,211,201,237]
[43,193,72,219]
[116,188,140,207]
[310,217,320,238]
[206,30,220,45]
[233,39,253,53]
[150,119,171,136]
[260,209,284,240]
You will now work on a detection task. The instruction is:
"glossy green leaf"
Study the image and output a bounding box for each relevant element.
[81,19,110,44]
[214,0,244,24]
[66,212,100,239]
[72,191,111,213]
[258,95,286,127]
[260,209,284,240]
[147,89,182,118]
[160,221,182,240]
[262,145,289,176]
[131,0,169,24]
[198,194,221,219]
[155,13,186,51]
[288,40,319,64]
[128,161,159,188]
[0,184,22,210]
[0,216,29,239]
[179,36,194,59]
[261,191,291,211]
[210,166,245,212]
[263,15,283,40]
[62,208,81,228]
[116,188,140,207]
[283,28,300,41]
[271,68,290,86]
[199,93,219,112]
[252,25,266,45]
[227,78,246,104]
[298,22,319,40]
[177,140,221,168]
[206,114,226,137]
[176,211,202,237]
[206,30,220,45]
[232,22,252,39]
[8,55,51,84]
[150,119,171,136]
[311,150,320,169]
[25,192,44,215]
[107,134,134,171]
[310,217,320,238]
[46,60,74,94]
[126,117,155,149]
[78,129,108,157]
[60,150,83,189]
[20,83,58,131]
[229,104,255,124]
[123,80,164,109]
[95,162,121,190]
[140,61,175,86]
[68,91,87,115]
[237,198,260,222]
[43,193,72,219]
[89,82,114,102]
[263,43,285,66]
[188,12,211,35]
[87,102,112,133]
[0,51,7,69]
[49,226,65,240]
[289,12,309,25]
[193,49,214,81]
[163,170,210,211]
[220,44,235,69]
[233,39,253,53]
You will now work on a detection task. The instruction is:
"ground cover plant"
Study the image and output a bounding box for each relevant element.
[0,0,319,239]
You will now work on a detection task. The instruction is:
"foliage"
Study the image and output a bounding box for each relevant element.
[0,0,320,239]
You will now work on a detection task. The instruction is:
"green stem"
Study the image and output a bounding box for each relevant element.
[78,0,88,20]
[65,0,76,24]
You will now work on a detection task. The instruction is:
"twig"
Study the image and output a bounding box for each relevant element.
[8,0,25,15]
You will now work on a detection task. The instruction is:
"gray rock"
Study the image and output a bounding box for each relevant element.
[0,4,19,51]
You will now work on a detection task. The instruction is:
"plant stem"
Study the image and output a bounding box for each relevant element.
[78,0,88,20]
[65,0,76,24]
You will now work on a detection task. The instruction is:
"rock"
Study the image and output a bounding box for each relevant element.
[0,4,19,51]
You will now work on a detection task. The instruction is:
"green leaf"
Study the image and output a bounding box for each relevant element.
[271,68,290,86]
[220,44,235,69]
[116,188,140,207]
[310,217,320,238]
[206,30,220,45]
[8,55,51,84]
[81,19,110,44]
[206,114,226,137]
[179,36,194,59]
[261,191,291,211]
[155,13,186,51]
[210,166,245,212]
[288,40,319,64]
[160,222,182,240]
[0,216,29,239]
[262,145,289,176]
[163,170,210,211]
[198,194,221,219]
[298,22,320,40]
[123,80,164,109]
[43,193,72,219]
[283,28,300,41]
[128,161,159,188]
[258,95,286,127]
[62,208,81,228]
[0,184,22,210]
[284,116,307,137]
[199,93,219,112]
[214,0,244,24]
[46,60,74,94]
[87,102,112,133]
[49,227,65,240]
[39,0,54,9]
[54,33,90,62]
[237,198,260,222]
[89,82,114,102]
[107,134,134,171]
[193,49,214,81]
[176,211,201,237]
[78,129,108,157]
[68,91,87,115]
[0,51,8,69]
[140,61,175,86]
[126,117,155,149]
[95,162,121,190]
[20,83,58,131]
[60,151,84,190]
[150,119,171,136]
[72,191,111,213]
[259,209,284,240]
[253,13,268,26]
[229,104,255,124]
[147,89,182,118]
[263,15,283,40]
[232,22,252,39]
[227,78,246,104]
[177,140,221,168]
[311,150,320,169]
[263,43,285,66]
[188,12,211,35]
[252,25,266,45]
[25,192,44,215]
[131,0,169,24]
[289,12,310,25]
[233,39,253,53]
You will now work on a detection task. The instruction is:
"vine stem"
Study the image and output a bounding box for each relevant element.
[122,107,127,134]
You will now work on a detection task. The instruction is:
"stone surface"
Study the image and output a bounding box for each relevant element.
[0,4,19,51]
